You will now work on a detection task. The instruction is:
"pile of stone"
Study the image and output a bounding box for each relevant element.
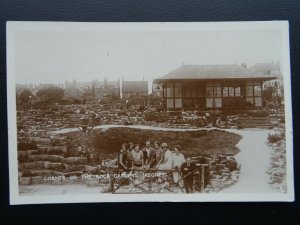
[17,104,145,134]
[18,103,246,136]
[18,134,241,193]
[17,135,107,185]
[204,154,240,193]
[107,154,241,193]
[266,133,287,193]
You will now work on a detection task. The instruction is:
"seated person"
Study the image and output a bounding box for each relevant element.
[157,143,173,170]
[131,144,144,169]
[118,143,131,172]
[154,141,164,168]
[172,146,185,187]
[142,141,156,169]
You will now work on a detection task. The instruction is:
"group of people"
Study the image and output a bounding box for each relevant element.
[117,141,186,186]
[118,141,185,171]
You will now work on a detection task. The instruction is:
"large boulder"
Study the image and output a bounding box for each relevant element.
[64,157,87,165]
[47,146,67,154]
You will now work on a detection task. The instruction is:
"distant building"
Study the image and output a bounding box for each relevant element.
[122,80,148,98]
[251,62,283,97]
[64,86,84,99]
[65,78,120,99]
[154,64,276,110]
[99,79,120,98]
[152,83,163,97]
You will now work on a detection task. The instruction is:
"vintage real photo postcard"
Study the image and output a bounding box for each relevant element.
[7,21,294,204]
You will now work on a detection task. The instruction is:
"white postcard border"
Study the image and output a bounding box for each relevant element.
[7,21,294,204]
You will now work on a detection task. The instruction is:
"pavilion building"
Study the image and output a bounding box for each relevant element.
[154,64,277,110]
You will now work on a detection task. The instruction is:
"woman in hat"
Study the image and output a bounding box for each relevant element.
[172,145,185,187]
[157,142,173,170]
[118,143,130,172]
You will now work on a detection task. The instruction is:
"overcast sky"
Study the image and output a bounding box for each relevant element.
[13,24,283,85]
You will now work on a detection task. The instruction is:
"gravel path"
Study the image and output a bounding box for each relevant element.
[221,129,276,193]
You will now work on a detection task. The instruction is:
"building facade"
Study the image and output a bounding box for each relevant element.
[154,64,277,110]
[122,80,148,98]
[251,62,283,98]
[65,79,120,99]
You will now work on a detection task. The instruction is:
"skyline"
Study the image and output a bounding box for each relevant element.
[16,60,281,86]
[13,23,283,85]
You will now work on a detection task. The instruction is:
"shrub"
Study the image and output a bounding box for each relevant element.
[223,98,253,111]
[169,111,182,117]
[144,112,169,123]
[221,109,248,117]
[247,110,269,117]
[268,133,284,143]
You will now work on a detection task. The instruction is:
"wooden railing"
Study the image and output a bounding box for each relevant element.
[103,163,209,194]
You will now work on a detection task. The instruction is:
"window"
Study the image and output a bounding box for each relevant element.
[206,87,213,97]
[165,83,182,108]
[229,87,235,97]
[174,85,181,98]
[206,98,213,108]
[246,86,253,97]
[254,86,262,96]
[214,87,221,97]
[222,87,228,97]
[206,82,222,108]
[246,80,262,108]
[166,85,173,98]
[222,86,240,97]
[175,99,182,108]
[167,99,173,108]
[215,98,222,107]
[235,87,241,97]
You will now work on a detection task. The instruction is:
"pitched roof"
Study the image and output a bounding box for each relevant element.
[77,80,120,89]
[97,81,120,89]
[122,81,148,93]
[155,65,276,82]
[251,62,280,75]
[65,86,84,93]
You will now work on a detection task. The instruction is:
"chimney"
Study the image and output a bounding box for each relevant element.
[241,63,247,68]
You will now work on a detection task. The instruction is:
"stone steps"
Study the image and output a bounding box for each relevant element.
[237,116,272,129]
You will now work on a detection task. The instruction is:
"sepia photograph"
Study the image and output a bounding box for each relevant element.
[6,21,294,204]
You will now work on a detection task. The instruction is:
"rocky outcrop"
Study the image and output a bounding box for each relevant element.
[89,127,242,157]
[267,137,287,193]
[18,127,241,193]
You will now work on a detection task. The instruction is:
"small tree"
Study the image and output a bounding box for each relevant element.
[18,89,33,104]
[262,86,274,101]
[36,86,64,104]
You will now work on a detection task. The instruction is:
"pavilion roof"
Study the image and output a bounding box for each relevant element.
[155,64,276,83]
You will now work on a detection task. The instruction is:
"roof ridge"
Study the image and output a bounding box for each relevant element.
[182,64,238,67]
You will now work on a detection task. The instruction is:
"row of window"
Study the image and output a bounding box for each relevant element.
[163,81,263,108]
[164,85,262,98]
[166,97,263,108]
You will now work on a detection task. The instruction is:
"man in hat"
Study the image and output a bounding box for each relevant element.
[154,141,164,168]
[142,141,156,169]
